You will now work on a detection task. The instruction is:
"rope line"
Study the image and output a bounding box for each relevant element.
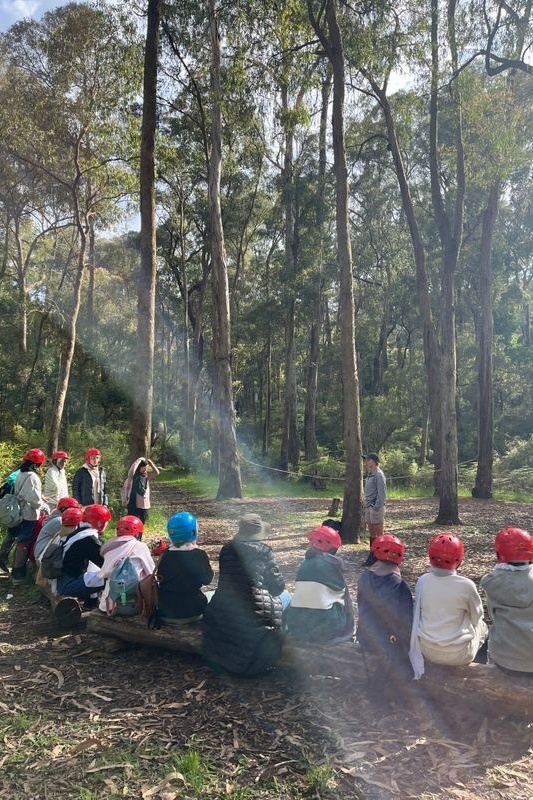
[239,453,485,484]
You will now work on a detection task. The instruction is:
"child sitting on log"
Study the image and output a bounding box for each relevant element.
[56,504,110,603]
[480,527,533,675]
[34,497,81,564]
[98,515,155,616]
[156,511,214,623]
[286,525,354,644]
[202,513,290,676]
[357,534,414,698]
[409,533,487,679]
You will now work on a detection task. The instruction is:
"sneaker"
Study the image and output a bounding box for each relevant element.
[0,558,10,574]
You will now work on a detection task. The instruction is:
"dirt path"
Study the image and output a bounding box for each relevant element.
[0,489,532,799]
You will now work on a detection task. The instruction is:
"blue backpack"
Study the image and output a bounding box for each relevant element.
[106,557,140,617]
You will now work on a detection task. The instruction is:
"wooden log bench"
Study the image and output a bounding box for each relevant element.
[86,611,533,718]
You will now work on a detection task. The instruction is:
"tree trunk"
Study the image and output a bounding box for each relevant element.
[304,69,330,463]
[13,216,27,355]
[280,85,299,474]
[316,0,363,542]
[208,0,242,500]
[473,181,499,499]
[130,0,160,461]
[304,314,320,461]
[431,0,463,524]
[48,230,87,453]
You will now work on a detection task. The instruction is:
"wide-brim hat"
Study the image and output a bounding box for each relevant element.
[236,513,271,541]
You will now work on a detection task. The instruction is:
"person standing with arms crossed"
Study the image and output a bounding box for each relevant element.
[363,452,387,566]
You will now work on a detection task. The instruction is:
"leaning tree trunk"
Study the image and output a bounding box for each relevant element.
[473,180,499,499]
[130,0,160,461]
[208,0,242,500]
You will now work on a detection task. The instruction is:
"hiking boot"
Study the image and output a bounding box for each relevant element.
[10,566,27,585]
[11,543,29,584]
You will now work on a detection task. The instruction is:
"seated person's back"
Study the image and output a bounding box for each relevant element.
[202,513,287,676]
[287,525,354,643]
[357,534,413,681]
[57,504,110,601]
[157,511,213,622]
[481,527,533,674]
[98,515,155,615]
[409,533,487,678]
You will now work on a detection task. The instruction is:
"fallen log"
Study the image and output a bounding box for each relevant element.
[86,611,533,717]
[36,577,83,629]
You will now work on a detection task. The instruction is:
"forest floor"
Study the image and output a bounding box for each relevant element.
[1,488,533,800]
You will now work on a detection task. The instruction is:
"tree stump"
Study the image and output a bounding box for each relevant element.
[327,497,341,516]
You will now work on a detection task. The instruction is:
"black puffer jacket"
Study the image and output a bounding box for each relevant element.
[202,539,285,676]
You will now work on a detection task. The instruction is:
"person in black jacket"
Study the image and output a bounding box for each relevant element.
[202,513,290,677]
[157,511,214,622]
[57,504,111,601]
[72,448,108,507]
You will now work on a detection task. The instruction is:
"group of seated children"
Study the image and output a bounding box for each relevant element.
[36,500,533,681]
[358,526,533,689]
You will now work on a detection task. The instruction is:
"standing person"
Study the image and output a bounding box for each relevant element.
[123,457,160,524]
[11,448,49,584]
[43,451,69,507]
[72,448,108,507]
[286,525,354,644]
[409,533,487,679]
[480,527,533,674]
[363,452,387,566]
[357,534,414,700]
[202,513,290,676]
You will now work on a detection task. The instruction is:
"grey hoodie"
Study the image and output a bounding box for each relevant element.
[480,565,533,672]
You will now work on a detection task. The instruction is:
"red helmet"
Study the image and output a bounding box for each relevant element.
[495,528,533,563]
[22,448,46,465]
[371,534,405,565]
[428,533,464,570]
[61,507,83,527]
[306,525,342,552]
[56,497,81,512]
[85,448,101,461]
[83,504,111,532]
[51,450,69,461]
[116,515,144,538]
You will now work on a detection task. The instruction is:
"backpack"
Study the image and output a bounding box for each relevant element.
[41,538,65,579]
[137,568,161,629]
[106,557,140,617]
[0,492,23,528]
[0,472,31,528]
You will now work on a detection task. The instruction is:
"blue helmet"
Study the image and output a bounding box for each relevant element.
[167,511,198,545]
